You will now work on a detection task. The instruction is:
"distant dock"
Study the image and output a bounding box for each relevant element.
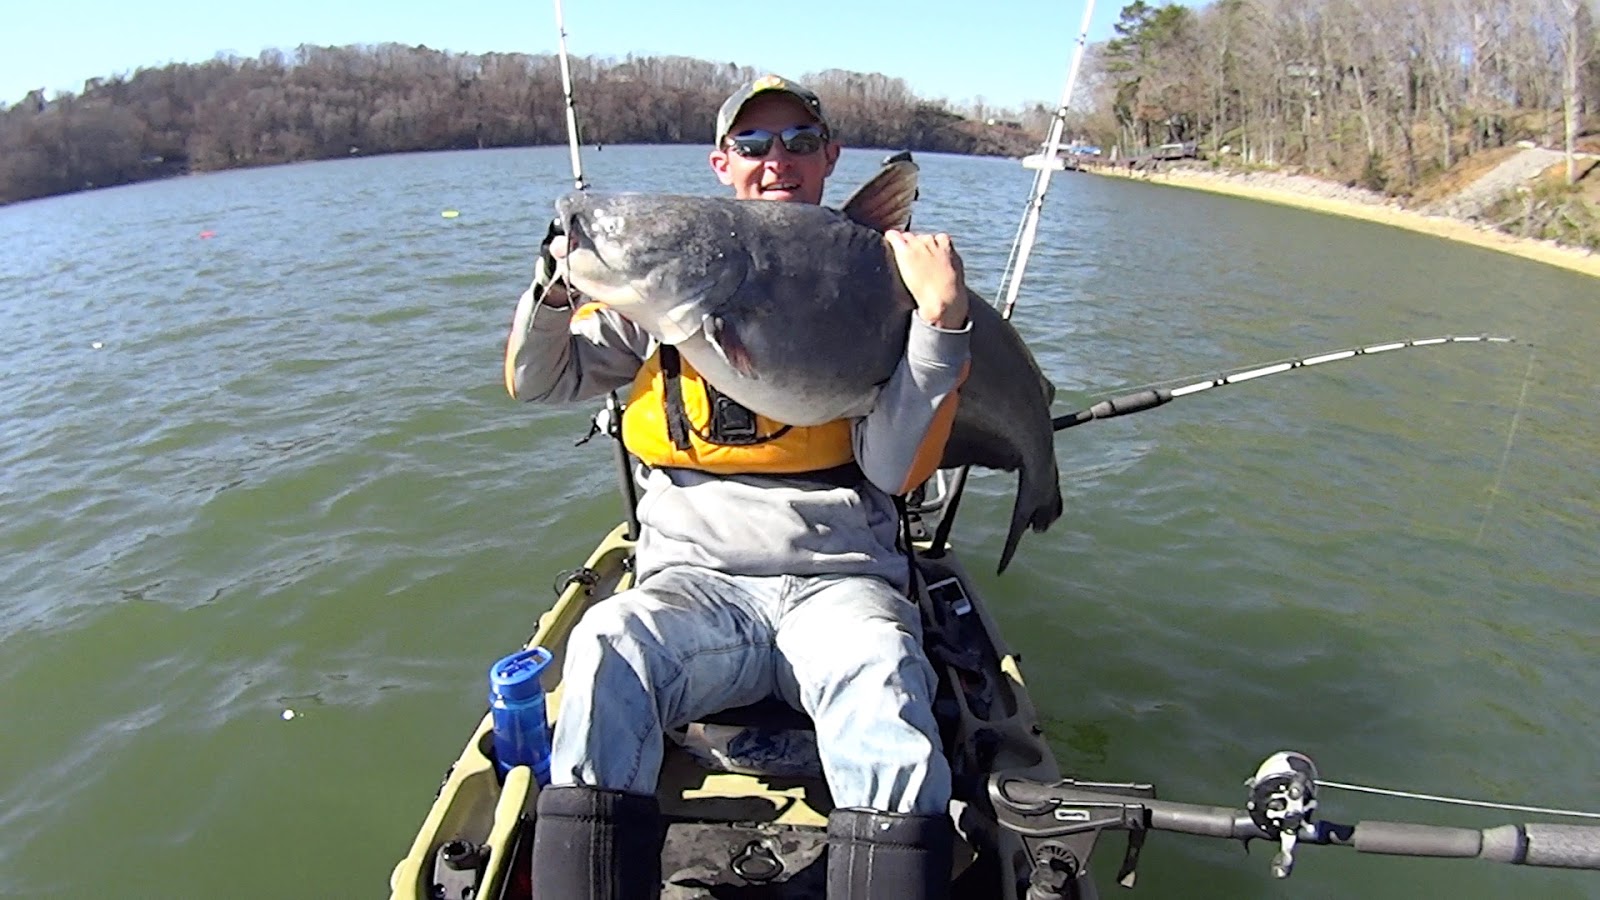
[1025,141,1202,174]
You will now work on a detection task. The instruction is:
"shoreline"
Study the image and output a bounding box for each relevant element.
[1086,165,1600,280]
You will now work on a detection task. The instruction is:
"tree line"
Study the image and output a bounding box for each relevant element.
[5,1,1594,209]
[1077,0,1598,191]
[0,45,1036,205]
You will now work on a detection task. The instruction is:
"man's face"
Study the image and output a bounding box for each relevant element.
[709,93,839,205]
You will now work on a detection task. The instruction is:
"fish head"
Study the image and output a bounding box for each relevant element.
[555,192,750,344]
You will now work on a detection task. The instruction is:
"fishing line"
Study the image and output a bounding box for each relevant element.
[991,206,1031,303]
[1473,344,1535,547]
[1319,779,1600,820]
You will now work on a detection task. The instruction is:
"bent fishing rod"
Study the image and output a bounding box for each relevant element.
[1051,334,1516,432]
[924,330,1517,557]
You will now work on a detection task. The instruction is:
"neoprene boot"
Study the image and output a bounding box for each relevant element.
[826,808,955,900]
[529,785,663,900]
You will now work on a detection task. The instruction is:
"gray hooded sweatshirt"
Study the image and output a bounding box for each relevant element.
[505,281,970,593]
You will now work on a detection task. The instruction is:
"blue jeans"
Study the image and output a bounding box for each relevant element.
[548,565,952,816]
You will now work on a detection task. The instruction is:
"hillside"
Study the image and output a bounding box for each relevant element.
[0,47,1035,206]
[1087,145,1600,277]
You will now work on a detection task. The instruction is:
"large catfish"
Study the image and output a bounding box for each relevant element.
[555,160,1061,573]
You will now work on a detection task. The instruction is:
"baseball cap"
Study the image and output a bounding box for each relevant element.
[714,75,830,144]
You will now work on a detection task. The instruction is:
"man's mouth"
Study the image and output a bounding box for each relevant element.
[761,181,800,194]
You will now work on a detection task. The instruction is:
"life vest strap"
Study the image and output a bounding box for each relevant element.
[625,347,856,476]
[659,345,695,451]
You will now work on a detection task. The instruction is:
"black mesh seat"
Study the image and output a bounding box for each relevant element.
[693,696,814,732]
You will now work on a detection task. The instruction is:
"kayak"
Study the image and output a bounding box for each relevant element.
[388,507,1083,899]
[387,476,1600,899]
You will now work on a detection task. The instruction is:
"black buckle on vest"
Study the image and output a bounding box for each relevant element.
[706,384,759,442]
[659,346,792,448]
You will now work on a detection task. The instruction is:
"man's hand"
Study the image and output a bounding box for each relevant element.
[535,218,576,309]
[886,230,969,329]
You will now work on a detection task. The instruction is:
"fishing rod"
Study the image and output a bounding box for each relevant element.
[997,0,1097,322]
[550,0,639,538]
[553,0,586,192]
[923,331,1522,558]
[927,0,1097,559]
[992,748,1600,897]
[1052,335,1515,432]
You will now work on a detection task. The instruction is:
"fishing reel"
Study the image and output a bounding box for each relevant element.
[575,392,625,447]
[1245,750,1320,878]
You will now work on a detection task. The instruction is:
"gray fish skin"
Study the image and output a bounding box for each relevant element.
[556,191,1062,573]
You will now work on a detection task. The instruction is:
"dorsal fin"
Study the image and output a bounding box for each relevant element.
[839,153,919,232]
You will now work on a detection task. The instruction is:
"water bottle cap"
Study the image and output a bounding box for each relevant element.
[489,647,553,702]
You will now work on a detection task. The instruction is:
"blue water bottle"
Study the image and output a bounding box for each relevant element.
[488,647,554,786]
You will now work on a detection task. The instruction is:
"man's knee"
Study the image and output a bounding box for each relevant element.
[565,592,662,665]
[813,613,925,673]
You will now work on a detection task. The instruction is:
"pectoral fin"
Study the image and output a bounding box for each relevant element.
[705,315,757,378]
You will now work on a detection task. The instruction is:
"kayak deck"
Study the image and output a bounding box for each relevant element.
[390,522,1063,898]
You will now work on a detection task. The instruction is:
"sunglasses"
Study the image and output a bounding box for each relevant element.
[726,124,829,159]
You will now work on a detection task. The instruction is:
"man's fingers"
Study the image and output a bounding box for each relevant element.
[887,231,954,252]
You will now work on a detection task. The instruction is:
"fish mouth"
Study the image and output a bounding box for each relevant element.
[560,213,638,307]
[561,215,607,282]
[563,213,594,259]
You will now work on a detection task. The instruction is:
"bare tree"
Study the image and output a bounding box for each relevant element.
[1562,0,1595,183]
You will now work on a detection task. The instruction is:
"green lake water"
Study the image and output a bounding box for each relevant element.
[0,144,1595,898]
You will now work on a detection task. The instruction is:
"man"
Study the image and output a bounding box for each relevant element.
[504,75,970,899]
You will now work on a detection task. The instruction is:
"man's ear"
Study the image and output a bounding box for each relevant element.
[822,142,840,178]
[709,148,734,185]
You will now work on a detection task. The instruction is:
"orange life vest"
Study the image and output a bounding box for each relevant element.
[621,347,855,475]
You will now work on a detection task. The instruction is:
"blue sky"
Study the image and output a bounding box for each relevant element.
[1,0,1204,111]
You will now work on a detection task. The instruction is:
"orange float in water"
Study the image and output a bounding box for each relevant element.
[198,230,216,239]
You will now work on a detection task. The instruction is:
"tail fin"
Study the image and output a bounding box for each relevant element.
[995,466,1064,574]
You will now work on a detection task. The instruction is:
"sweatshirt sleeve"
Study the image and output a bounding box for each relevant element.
[853,314,972,496]
[503,279,655,403]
